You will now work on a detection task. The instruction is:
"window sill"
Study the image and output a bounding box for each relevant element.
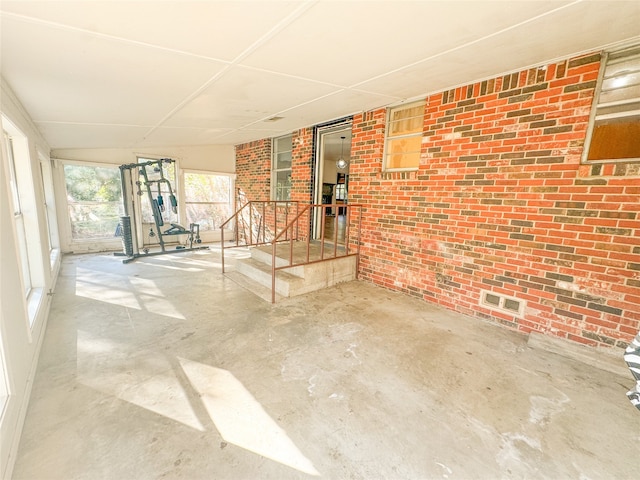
[579,162,640,178]
[26,287,44,329]
[379,169,419,180]
[581,157,640,165]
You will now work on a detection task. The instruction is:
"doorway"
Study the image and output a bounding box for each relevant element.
[312,123,352,240]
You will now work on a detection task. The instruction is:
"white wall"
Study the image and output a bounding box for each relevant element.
[1,78,238,477]
[0,80,59,480]
[51,145,235,172]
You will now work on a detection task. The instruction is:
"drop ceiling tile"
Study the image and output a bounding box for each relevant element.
[357,1,640,99]
[2,0,639,150]
[137,126,235,148]
[164,66,338,129]
[1,15,225,125]
[240,1,573,86]
[0,0,303,61]
[265,88,402,131]
[196,128,290,147]
[36,122,150,150]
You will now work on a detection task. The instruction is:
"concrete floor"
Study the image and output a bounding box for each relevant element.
[12,247,640,479]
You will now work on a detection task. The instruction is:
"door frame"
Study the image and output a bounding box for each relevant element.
[312,121,351,239]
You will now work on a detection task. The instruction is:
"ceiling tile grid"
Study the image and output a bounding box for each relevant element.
[1,0,639,149]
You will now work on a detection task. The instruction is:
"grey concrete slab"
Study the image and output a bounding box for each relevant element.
[12,248,640,480]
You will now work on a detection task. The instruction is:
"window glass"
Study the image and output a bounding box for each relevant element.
[184,172,233,231]
[385,135,423,170]
[272,135,292,201]
[384,102,424,170]
[275,136,292,170]
[584,45,640,163]
[39,157,59,255]
[274,170,291,201]
[64,164,123,239]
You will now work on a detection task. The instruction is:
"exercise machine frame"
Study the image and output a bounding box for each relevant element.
[116,158,208,263]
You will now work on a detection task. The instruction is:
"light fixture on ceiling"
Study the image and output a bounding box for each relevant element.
[336,136,349,170]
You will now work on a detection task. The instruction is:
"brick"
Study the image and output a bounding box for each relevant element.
[581,330,616,346]
[555,308,584,320]
[567,53,601,68]
[563,81,597,93]
[545,272,574,282]
[506,109,532,118]
[587,303,623,316]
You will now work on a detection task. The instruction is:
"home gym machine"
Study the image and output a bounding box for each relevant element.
[115,158,208,263]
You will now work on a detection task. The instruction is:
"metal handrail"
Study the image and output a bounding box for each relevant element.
[220,201,363,303]
[270,204,362,303]
[220,200,299,273]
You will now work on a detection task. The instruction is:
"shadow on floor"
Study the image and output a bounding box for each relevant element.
[12,249,640,479]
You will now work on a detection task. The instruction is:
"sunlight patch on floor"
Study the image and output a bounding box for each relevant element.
[178,357,320,476]
[75,267,185,319]
[76,330,204,431]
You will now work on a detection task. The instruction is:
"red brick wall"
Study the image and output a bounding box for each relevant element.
[235,131,314,205]
[349,52,640,349]
[234,51,640,349]
[291,128,314,205]
[235,139,271,204]
[235,132,313,240]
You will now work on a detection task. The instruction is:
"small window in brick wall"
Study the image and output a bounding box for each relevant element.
[272,134,292,201]
[384,101,425,170]
[583,44,640,163]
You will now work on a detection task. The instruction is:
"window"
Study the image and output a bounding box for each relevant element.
[384,101,425,170]
[3,114,46,326]
[583,44,640,163]
[184,172,234,231]
[63,163,123,240]
[3,131,31,295]
[39,154,59,259]
[272,135,292,201]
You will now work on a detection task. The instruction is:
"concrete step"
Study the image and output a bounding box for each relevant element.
[250,245,306,277]
[234,255,304,297]
[231,241,357,301]
[250,241,348,277]
[224,270,285,303]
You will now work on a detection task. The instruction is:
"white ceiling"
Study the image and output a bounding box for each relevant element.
[1,1,639,151]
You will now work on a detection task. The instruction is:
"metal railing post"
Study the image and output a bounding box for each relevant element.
[272,241,277,303]
[356,206,362,278]
[221,226,225,273]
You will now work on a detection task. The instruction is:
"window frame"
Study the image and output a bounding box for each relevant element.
[582,44,640,164]
[383,101,425,171]
[3,113,47,328]
[38,151,60,267]
[3,131,32,296]
[59,159,124,251]
[271,134,292,201]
